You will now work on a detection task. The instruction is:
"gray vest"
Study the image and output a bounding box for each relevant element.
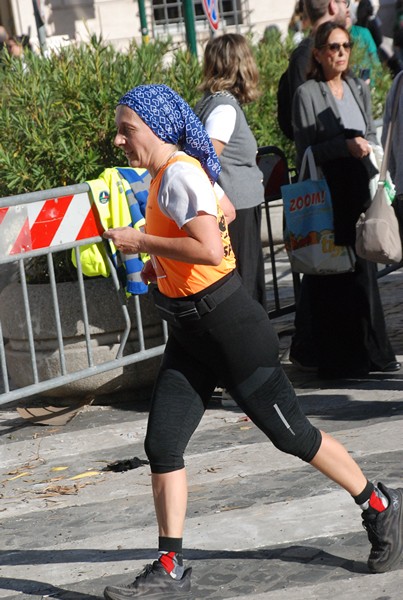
[195,92,264,210]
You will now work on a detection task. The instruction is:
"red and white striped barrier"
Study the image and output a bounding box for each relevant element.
[0,192,103,257]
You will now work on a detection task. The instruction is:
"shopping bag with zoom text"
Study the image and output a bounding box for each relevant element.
[281,147,355,275]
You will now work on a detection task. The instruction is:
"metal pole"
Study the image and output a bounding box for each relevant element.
[233,0,239,31]
[183,0,197,56]
[32,0,47,55]
[137,0,149,43]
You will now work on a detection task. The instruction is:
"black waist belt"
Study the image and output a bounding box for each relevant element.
[153,271,241,325]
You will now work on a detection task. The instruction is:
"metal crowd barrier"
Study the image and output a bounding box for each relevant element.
[2,168,399,407]
[0,184,168,407]
[0,153,302,407]
[257,145,300,319]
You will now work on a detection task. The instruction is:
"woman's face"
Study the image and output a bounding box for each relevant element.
[314,28,352,80]
[114,105,162,171]
[7,39,23,57]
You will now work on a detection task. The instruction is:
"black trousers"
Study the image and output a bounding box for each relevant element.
[145,281,321,473]
[228,204,267,310]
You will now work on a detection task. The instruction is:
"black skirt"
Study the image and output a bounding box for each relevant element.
[302,255,395,376]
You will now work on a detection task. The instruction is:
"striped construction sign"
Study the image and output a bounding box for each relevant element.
[0,192,103,258]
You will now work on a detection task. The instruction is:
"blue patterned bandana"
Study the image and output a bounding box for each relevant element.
[118,84,221,183]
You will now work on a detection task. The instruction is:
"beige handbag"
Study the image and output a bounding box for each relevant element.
[355,76,403,265]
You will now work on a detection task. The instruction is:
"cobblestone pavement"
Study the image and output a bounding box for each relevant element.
[1,250,403,600]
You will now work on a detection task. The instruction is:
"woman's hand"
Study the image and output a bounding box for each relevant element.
[219,192,236,224]
[103,227,144,254]
[141,260,157,284]
[346,136,372,159]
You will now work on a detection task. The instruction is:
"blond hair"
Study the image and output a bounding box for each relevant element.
[198,33,260,105]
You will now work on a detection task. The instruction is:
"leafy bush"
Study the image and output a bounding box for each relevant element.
[0,36,171,196]
[0,33,391,198]
[348,39,393,121]
[0,33,392,283]
[248,29,297,166]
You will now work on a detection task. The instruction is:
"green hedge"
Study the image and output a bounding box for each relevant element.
[0,32,391,198]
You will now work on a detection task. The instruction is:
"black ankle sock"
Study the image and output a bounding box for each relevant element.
[158,536,183,555]
[158,537,184,579]
[353,480,388,513]
[353,480,375,507]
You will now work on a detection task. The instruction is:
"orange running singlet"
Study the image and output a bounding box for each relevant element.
[146,154,235,298]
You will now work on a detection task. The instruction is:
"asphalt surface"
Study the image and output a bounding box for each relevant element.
[1,250,403,600]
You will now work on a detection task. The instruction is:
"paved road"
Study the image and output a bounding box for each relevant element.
[1,255,403,600]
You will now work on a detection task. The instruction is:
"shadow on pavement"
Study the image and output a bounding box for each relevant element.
[0,576,101,599]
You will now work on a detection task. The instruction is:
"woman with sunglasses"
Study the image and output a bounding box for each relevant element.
[291,21,399,379]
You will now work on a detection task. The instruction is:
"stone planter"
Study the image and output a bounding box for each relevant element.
[0,278,165,397]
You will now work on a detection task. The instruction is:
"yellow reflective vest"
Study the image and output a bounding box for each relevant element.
[72,167,151,294]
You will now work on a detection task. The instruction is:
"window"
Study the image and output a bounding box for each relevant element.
[152,0,245,31]
[153,0,182,26]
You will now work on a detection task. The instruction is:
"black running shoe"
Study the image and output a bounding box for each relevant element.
[362,482,403,573]
[104,561,192,599]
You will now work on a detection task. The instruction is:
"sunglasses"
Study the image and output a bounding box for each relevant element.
[322,42,354,53]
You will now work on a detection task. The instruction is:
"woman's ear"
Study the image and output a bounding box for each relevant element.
[312,48,321,64]
[328,0,339,17]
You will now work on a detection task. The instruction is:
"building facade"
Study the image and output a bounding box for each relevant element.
[0,0,396,55]
[1,0,302,53]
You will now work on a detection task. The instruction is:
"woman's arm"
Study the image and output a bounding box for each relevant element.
[214,183,236,223]
[103,214,224,266]
[211,139,226,156]
[203,106,237,222]
[104,157,231,266]
[204,104,237,156]
[219,193,236,224]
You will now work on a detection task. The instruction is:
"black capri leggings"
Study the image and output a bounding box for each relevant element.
[145,278,321,473]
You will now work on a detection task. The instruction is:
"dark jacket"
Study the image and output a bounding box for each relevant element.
[287,36,314,98]
[292,76,378,245]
